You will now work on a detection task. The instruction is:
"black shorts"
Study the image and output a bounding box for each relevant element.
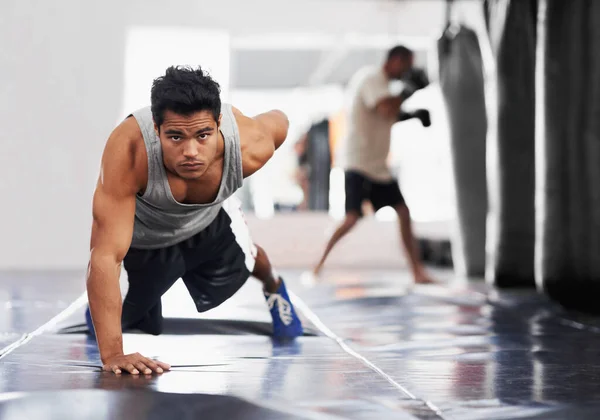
[345,170,406,216]
[121,199,257,334]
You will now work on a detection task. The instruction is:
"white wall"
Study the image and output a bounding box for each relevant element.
[0,1,127,269]
[0,0,454,270]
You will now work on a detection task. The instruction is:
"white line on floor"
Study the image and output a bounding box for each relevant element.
[0,292,88,361]
[289,290,447,420]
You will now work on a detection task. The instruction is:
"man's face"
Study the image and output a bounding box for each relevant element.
[387,55,414,80]
[155,110,221,180]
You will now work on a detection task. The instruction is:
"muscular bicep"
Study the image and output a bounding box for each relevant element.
[89,125,140,263]
[90,184,136,263]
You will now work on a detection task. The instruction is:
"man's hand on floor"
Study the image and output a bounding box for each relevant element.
[102,353,171,375]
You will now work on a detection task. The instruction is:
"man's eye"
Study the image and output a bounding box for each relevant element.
[199,134,209,140]
[170,136,181,141]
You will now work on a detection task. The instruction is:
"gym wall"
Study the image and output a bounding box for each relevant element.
[0,0,449,270]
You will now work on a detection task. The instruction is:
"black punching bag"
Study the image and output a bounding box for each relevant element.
[438,25,488,277]
[537,0,600,313]
[306,119,331,211]
[485,0,537,288]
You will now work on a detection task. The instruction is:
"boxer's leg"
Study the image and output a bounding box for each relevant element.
[394,203,433,284]
[370,180,434,284]
[313,170,365,275]
[313,214,359,275]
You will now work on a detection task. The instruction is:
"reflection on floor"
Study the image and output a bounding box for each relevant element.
[1,269,600,419]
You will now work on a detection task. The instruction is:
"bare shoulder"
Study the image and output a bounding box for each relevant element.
[230,106,257,138]
[99,116,147,195]
[229,106,270,178]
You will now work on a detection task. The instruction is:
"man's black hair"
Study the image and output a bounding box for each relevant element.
[387,45,413,61]
[151,65,221,130]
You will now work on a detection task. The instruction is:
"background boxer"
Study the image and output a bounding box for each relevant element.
[313,45,434,285]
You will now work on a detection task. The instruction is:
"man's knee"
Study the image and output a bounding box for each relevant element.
[343,212,360,230]
[394,203,411,220]
[254,244,266,262]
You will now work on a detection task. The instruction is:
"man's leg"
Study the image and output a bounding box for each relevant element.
[394,203,434,284]
[370,179,434,284]
[121,247,186,334]
[313,212,360,275]
[252,245,303,337]
[181,201,303,338]
[313,170,366,275]
[85,246,185,337]
[252,245,280,293]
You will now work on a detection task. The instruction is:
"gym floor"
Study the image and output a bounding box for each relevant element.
[1,269,600,420]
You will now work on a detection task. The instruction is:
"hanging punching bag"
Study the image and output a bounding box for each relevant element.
[537,0,600,313]
[438,25,488,277]
[484,0,537,288]
[306,119,331,211]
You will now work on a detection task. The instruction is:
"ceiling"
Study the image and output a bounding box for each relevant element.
[229,45,431,89]
[120,0,483,90]
[215,0,468,89]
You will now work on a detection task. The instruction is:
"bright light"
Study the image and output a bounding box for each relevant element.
[329,167,345,220]
[121,26,230,119]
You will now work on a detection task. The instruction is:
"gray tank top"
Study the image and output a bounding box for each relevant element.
[129,103,244,249]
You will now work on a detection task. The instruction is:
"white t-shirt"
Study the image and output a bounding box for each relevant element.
[337,66,396,182]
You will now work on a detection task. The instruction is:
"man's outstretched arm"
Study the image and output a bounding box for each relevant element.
[232,106,290,178]
[87,122,170,375]
[366,68,430,120]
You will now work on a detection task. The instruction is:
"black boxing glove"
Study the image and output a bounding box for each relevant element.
[396,109,431,127]
[399,68,430,101]
[412,109,431,127]
[406,68,430,89]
